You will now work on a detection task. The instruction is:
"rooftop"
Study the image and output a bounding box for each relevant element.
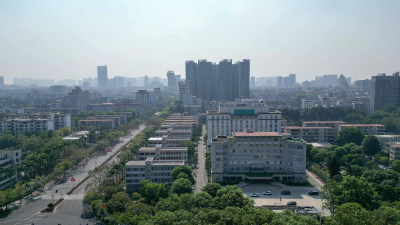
[375,135,400,138]
[233,132,282,137]
[126,161,146,166]
[303,121,345,124]
[283,126,333,130]
[340,124,385,127]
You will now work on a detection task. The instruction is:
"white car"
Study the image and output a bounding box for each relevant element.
[263,191,272,195]
[250,193,260,197]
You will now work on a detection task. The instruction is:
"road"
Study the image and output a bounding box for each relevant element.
[0,124,146,225]
[306,169,325,191]
[194,124,208,193]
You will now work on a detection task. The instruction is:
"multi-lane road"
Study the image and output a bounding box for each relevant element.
[1,124,146,225]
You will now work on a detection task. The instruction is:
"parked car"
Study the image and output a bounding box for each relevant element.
[250,193,259,197]
[308,191,319,195]
[286,201,297,206]
[263,191,272,195]
[281,190,291,195]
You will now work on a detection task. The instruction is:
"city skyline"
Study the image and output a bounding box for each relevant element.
[1,0,400,83]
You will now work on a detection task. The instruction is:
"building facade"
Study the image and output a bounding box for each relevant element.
[68,87,90,112]
[207,102,282,145]
[370,72,400,113]
[211,132,307,182]
[338,124,385,135]
[0,149,21,190]
[282,126,335,143]
[125,158,184,190]
[97,65,108,88]
[136,90,150,107]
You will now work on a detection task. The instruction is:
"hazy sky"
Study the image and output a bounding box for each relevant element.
[1,0,400,84]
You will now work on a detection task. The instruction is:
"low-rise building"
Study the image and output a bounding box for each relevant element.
[125,157,185,190]
[375,135,400,152]
[390,143,400,161]
[78,119,115,130]
[282,126,335,143]
[155,129,192,139]
[88,103,143,113]
[148,135,191,147]
[138,144,188,162]
[0,113,71,134]
[207,102,282,145]
[0,149,21,190]
[302,121,345,133]
[211,131,307,183]
[338,124,385,135]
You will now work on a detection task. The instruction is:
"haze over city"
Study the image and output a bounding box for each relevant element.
[2,1,400,225]
[1,0,400,84]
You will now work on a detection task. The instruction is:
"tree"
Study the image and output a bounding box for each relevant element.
[131,192,141,201]
[325,203,371,225]
[171,165,195,185]
[83,189,103,205]
[104,185,124,201]
[370,206,400,224]
[140,180,169,204]
[107,192,131,213]
[213,185,253,209]
[362,135,381,156]
[321,176,380,212]
[327,154,341,178]
[391,160,400,173]
[202,183,221,197]
[335,127,365,146]
[171,178,193,195]
[194,192,212,208]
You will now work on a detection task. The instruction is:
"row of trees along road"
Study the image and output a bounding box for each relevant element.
[0,96,177,213]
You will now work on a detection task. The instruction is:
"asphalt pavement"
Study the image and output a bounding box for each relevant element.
[0,124,146,225]
[194,124,208,193]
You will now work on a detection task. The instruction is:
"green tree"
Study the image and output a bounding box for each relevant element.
[362,135,381,156]
[171,178,193,195]
[194,192,212,208]
[391,160,400,173]
[202,183,221,197]
[83,189,103,205]
[327,154,341,178]
[370,206,400,225]
[325,203,371,225]
[131,192,141,201]
[321,176,380,212]
[213,185,253,209]
[171,165,195,185]
[107,192,131,213]
[140,180,169,204]
[335,127,365,146]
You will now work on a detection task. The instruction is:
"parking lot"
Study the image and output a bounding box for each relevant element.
[240,182,328,215]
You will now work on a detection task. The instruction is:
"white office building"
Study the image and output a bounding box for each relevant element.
[0,149,21,190]
[125,157,184,190]
[207,102,282,145]
[138,145,188,162]
[211,131,306,183]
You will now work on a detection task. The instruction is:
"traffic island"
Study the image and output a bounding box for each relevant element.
[40,198,64,213]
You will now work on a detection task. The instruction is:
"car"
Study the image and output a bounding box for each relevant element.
[286,201,297,206]
[263,191,272,195]
[250,193,259,197]
[281,190,291,195]
[308,191,319,195]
